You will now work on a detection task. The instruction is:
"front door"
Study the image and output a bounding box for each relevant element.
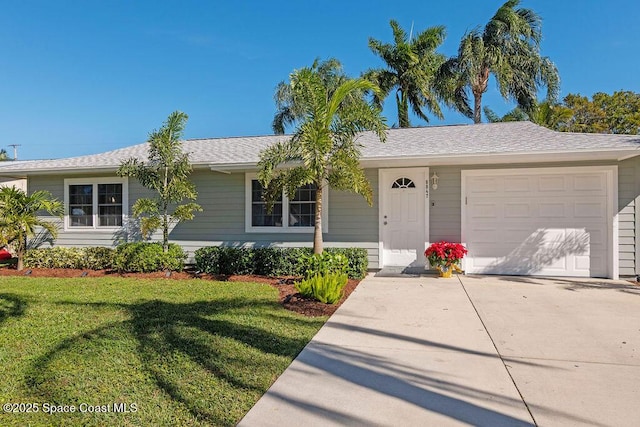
[380,168,428,267]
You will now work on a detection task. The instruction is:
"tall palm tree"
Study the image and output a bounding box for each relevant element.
[0,187,63,270]
[439,0,559,124]
[260,60,387,254]
[366,20,450,127]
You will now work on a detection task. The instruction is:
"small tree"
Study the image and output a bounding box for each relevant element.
[260,60,387,254]
[117,111,202,252]
[0,187,63,270]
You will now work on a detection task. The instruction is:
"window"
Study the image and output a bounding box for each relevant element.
[64,178,128,230]
[289,184,316,227]
[392,177,415,189]
[245,174,327,233]
[69,184,93,226]
[251,179,283,227]
[98,184,123,226]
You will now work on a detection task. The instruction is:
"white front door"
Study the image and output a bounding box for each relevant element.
[380,168,428,267]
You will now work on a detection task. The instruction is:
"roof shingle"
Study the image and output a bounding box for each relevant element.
[2,122,639,174]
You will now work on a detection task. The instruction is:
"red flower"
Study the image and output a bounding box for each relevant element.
[425,241,467,268]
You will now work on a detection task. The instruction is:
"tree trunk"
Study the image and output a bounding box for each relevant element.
[313,185,323,255]
[473,92,483,124]
[16,235,25,271]
[397,92,410,128]
[473,67,490,124]
[163,214,169,253]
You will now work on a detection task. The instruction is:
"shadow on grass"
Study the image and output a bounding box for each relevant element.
[0,293,27,325]
[25,297,324,425]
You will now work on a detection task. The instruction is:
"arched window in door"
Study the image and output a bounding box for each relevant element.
[391,177,416,189]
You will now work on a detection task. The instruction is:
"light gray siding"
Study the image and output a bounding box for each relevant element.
[618,157,639,276]
[27,158,640,275]
[29,169,380,267]
[169,169,379,266]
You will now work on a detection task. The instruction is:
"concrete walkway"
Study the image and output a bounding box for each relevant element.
[239,274,640,426]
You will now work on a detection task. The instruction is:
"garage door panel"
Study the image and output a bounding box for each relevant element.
[504,202,531,218]
[464,169,610,278]
[574,201,606,218]
[538,176,567,192]
[539,202,566,217]
[504,176,531,192]
[573,174,606,192]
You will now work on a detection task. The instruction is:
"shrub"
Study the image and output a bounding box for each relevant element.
[295,272,348,304]
[193,246,368,279]
[325,248,368,280]
[298,252,348,279]
[220,247,255,275]
[24,247,115,270]
[113,242,186,272]
[83,247,115,270]
[194,246,222,274]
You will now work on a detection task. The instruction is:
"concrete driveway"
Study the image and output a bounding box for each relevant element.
[240,274,640,427]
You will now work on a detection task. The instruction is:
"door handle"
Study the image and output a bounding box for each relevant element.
[384,221,387,225]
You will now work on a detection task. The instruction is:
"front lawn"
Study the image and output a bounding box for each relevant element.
[0,277,326,426]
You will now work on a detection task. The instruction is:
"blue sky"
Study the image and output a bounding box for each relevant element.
[1,1,638,160]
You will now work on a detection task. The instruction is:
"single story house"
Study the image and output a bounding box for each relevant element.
[1,121,639,279]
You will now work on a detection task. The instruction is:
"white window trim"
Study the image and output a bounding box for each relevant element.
[63,177,129,231]
[245,173,328,233]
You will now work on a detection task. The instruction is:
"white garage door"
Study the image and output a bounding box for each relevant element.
[463,167,614,278]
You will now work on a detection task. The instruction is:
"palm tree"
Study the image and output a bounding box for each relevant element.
[484,100,572,131]
[0,187,63,270]
[117,111,202,253]
[366,20,450,127]
[439,0,559,124]
[260,60,387,254]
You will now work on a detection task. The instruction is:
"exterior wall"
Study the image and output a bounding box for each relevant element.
[27,157,640,275]
[618,157,639,277]
[170,169,379,266]
[28,169,380,267]
[428,159,640,277]
[0,177,27,191]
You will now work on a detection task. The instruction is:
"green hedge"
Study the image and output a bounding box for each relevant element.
[113,242,186,272]
[194,246,368,279]
[24,247,115,270]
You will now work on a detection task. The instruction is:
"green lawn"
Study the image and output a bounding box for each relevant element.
[0,277,326,426]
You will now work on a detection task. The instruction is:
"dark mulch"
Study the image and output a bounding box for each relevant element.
[0,266,360,317]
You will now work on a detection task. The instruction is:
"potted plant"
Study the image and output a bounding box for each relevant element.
[425,241,467,278]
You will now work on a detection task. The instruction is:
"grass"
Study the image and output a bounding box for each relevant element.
[0,277,326,426]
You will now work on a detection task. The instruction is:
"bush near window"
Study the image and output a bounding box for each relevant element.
[24,247,115,270]
[295,272,349,304]
[113,242,186,272]
[194,247,368,279]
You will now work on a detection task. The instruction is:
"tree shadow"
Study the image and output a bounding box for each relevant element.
[0,293,27,325]
[482,229,590,275]
[493,276,640,296]
[25,297,324,425]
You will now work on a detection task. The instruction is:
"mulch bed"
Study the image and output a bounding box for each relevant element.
[0,266,360,317]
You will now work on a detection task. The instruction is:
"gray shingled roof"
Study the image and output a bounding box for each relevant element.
[2,122,639,174]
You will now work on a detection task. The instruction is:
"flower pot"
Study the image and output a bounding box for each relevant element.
[436,265,453,278]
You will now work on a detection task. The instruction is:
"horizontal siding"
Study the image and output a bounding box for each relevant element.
[26,157,640,276]
[618,157,638,276]
[28,170,381,268]
[429,166,462,242]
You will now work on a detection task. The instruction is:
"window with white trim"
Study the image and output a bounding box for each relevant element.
[245,174,327,233]
[64,177,128,230]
